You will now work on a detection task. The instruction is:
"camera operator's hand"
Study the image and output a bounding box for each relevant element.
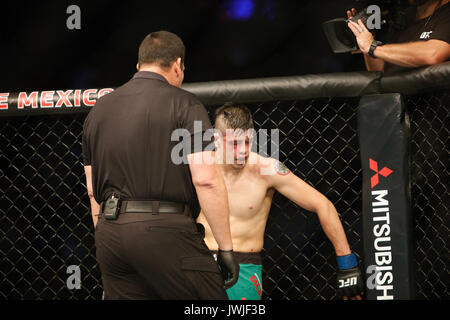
[346,7,385,72]
[346,8,357,20]
[347,7,377,35]
[347,18,375,54]
[346,9,362,54]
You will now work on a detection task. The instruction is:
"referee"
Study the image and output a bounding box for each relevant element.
[82,31,238,299]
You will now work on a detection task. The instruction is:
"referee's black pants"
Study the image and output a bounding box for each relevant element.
[95,212,228,300]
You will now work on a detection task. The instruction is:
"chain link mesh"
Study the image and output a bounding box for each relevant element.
[0,93,447,299]
[0,115,102,299]
[406,91,449,300]
[247,97,363,300]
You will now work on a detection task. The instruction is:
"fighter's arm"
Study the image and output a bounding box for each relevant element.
[264,159,351,256]
[188,152,239,289]
[84,165,100,228]
[263,158,363,299]
[188,151,233,251]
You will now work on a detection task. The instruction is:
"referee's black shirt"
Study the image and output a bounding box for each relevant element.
[82,71,213,217]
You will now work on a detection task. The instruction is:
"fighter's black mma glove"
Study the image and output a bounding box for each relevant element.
[336,253,364,299]
[217,249,240,289]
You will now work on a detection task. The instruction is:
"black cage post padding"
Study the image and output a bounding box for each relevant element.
[358,93,414,300]
[380,62,450,95]
[0,62,449,299]
[181,71,381,105]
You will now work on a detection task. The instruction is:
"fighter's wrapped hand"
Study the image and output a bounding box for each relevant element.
[336,253,364,300]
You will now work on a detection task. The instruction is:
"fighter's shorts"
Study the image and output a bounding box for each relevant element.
[212,251,263,300]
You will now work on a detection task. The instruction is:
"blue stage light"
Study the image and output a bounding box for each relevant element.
[226,0,255,21]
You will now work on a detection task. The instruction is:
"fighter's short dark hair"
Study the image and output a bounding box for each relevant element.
[138,31,185,69]
[214,102,254,133]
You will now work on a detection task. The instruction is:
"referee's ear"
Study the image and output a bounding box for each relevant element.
[173,57,184,88]
[136,63,140,71]
[174,57,183,73]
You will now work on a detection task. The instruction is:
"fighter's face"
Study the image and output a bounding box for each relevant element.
[219,129,252,169]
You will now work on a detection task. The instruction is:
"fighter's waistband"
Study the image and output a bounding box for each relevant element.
[211,250,262,265]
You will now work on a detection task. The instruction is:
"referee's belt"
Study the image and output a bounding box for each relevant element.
[100,199,192,216]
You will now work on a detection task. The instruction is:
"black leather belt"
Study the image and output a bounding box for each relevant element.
[100,199,191,215]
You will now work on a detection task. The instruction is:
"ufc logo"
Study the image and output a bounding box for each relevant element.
[369,158,393,188]
[339,277,357,288]
[420,31,432,39]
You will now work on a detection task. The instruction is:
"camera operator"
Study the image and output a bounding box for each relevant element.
[347,0,450,74]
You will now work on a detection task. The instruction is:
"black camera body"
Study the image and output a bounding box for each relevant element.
[322,6,381,53]
[348,8,372,26]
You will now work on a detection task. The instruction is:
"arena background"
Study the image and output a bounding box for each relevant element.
[0,0,399,90]
[0,0,449,300]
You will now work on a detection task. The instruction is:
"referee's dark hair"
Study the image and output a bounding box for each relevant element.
[138,31,185,69]
[214,102,254,135]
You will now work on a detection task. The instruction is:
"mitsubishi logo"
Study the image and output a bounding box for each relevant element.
[369,158,393,188]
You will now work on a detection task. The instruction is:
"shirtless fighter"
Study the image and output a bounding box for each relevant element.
[197,102,364,300]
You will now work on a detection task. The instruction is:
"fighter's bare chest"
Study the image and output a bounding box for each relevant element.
[224,174,269,218]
